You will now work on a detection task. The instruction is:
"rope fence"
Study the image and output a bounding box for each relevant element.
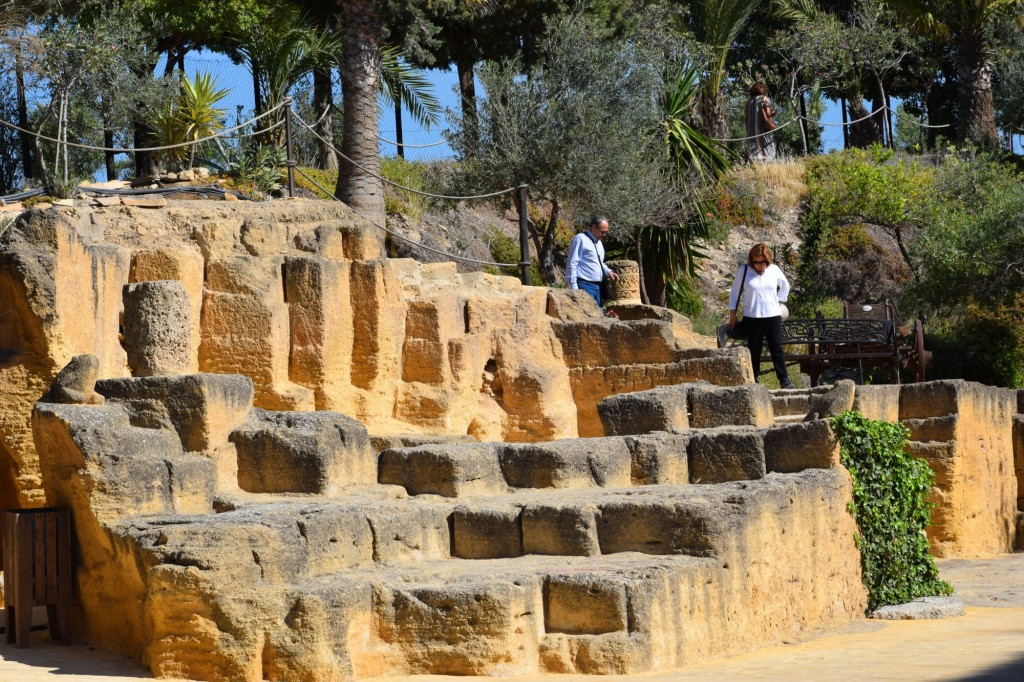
[1,99,955,284]
[0,101,289,154]
[292,165,520,270]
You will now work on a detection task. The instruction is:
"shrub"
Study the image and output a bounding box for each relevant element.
[486,230,542,284]
[797,147,928,311]
[666,276,702,317]
[831,412,952,612]
[294,166,339,200]
[381,157,432,222]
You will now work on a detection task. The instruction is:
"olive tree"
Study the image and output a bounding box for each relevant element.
[448,6,693,285]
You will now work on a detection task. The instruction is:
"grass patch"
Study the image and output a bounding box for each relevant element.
[294,166,339,200]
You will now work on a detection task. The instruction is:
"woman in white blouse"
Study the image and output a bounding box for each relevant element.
[723,243,793,388]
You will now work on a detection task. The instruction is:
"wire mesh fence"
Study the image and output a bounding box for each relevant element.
[1,47,962,197]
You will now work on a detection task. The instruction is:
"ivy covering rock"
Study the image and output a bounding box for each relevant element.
[832,411,952,611]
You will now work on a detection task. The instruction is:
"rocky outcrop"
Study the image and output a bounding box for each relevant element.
[0,202,742,508]
[31,380,867,679]
[900,380,1018,557]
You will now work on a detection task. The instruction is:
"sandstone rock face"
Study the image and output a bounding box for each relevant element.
[123,280,193,376]
[1014,415,1024,511]
[5,200,1018,681]
[1,202,745,508]
[804,379,856,421]
[230,409,375,494]
[899,380,1017,557]
[0,209,129,507]
[31,386,867,680]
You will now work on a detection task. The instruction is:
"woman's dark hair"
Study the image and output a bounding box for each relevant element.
[749,82,767,97]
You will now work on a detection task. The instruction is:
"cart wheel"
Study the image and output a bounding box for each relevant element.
[914,319,926,382]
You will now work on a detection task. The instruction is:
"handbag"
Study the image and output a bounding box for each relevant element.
[760,97,776,132]
[727,265,750,341]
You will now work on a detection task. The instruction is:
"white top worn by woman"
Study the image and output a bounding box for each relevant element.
[728,263,790,318]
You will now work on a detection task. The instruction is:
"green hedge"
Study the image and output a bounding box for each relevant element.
[831,412,952,611]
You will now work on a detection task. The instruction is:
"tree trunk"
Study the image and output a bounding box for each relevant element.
[313,65,337,170]
[957,27,998,148]
[847,94,881,148]
[394,90,404,160]
[699,90,728,141]
[15,59,32,180]
[133,122,159,177]
[929,84,950,150]
[253,65,264,117]
[539,199,560,286]
[335,0,385,226]
[643,266,667,307]
[455,55,478,146]
[798,91,809,155]
[840,96,849,149]
[104,128,116,181]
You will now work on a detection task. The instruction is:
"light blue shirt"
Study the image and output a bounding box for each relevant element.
[566,230,611,289]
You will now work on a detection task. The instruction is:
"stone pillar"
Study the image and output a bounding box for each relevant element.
[604,260,641,305]
[122,281,192,377]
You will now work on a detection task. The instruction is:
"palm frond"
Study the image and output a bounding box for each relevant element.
[380,45,442,130]
[662,67,732,183]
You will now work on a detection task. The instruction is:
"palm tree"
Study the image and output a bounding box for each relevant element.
[332,0,384,224]
[684,0,763,140]
[890,0,1022,147]
[331,0,492,226]
[638,66,731,306]
[379,45,443,158]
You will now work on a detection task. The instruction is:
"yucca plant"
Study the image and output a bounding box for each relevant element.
[662,66,732,184]
[178,72,229,169]
[151,103,189,167]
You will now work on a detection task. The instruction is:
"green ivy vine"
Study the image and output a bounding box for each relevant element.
[831,411,952,611]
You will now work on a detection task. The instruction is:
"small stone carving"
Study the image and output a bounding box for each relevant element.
[604,259,641,305]
[45,354,104,405]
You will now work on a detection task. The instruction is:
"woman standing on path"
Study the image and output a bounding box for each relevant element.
[722,243,793,388]
[745,82,776,162]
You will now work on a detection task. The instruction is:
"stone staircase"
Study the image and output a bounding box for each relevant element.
[770,386,828,424]
[33,374,866,681]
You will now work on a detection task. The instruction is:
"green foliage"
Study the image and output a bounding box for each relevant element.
[230,144,285,199]
[906,154,1024,386]
[380,157,432,221]
[294,166,338,200]
[486,230,542,284]
[662,66,732,184]
[797,148,926,309]
[713,173,769,228]
[666,276,703,317]
[449,6,693,284]
[380,45,442,130]
[831,412,952,612]
[153,71,229,169]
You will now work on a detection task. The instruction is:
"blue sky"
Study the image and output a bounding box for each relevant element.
[182,50,864,162]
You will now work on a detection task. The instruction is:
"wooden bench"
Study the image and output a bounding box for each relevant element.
[725,300,929,387]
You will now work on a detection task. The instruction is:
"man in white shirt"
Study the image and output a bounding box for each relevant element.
[566,216,620,306]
